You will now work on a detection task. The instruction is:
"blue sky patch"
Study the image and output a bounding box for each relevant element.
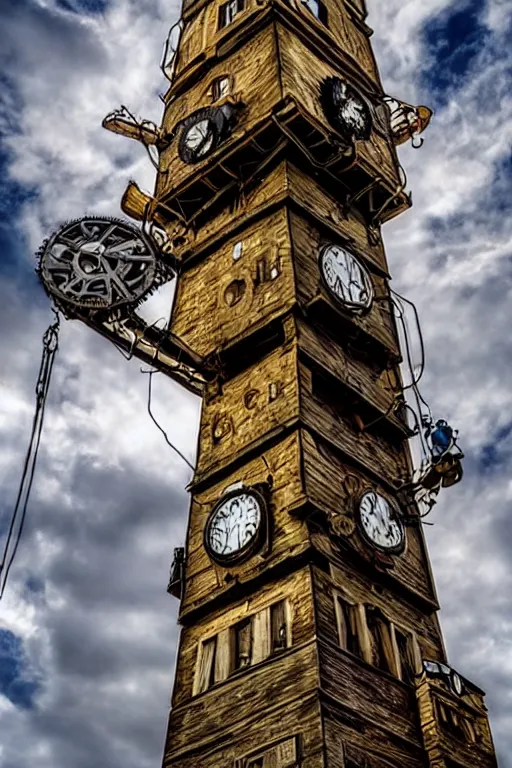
[421,0,489,102]
[478,422,512,471]
[0,629,40,710]
[55,0,109,13]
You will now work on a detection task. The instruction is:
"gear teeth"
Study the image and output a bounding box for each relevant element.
[35,215,175,317]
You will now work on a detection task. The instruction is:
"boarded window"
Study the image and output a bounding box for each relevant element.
[214,627,232,683]
[335,595,361,658]
[234,618,252,671]
[252,607,271,664]
[395,628,415,684]
[366,607,396,675]
[196,636,216,693]
[271,600,288,653]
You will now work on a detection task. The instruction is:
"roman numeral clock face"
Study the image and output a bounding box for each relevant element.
[319,244,373,311]
[204,489,265,565]
[357,491,405,554]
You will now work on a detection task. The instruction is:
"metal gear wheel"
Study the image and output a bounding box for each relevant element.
[38,217,159,311]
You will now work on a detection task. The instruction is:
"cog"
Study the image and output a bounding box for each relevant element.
[37,217,161,312]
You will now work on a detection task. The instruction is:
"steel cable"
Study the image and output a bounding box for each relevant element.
[0,312,60,599]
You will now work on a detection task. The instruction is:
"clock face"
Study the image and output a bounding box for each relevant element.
[319,244,373,311]
[358,491,405,554]
[178,105,237,164]
[451,671,463,696]
[183,119,215,158]
[204,489,264,564]
[321,77,372,142]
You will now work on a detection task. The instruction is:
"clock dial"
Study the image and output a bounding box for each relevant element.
[321,77,372,142]
[451,671,463,696]
[184,119,214,157]
[319,244,373,311]
[358,491,405,554]
[205,490,264,564]
[178,105,238,164]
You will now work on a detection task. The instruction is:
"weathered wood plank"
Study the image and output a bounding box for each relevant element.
[171,208,295,358]
[196,341,300,475]
[323,700,426,768]
[165,641,320,757]
[166,689,324,767]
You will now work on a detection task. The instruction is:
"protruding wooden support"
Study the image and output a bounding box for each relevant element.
[102,107,161,145]
[121,180,153,222]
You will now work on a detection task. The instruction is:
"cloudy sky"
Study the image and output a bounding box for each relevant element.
[0,0,511,765]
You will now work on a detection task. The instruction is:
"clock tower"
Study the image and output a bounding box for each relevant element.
[144,0,499,765]
[37,0,499,766]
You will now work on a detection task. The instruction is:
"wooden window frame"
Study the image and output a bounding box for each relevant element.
[232,616,253,672]
[334,591,363,659]
[301,0,328,25]
[211,74,232,102]
[218,0,245,29]
[193,635,217,695]
[394,626,422,685]
[193,599,292,696]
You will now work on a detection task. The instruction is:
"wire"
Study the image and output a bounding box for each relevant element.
[144,369,195,470]
[120,104,160,172]
[0,312,60,600]
[391,289,426,387]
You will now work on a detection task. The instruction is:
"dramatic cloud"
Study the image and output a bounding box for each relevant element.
[0,0,510,766]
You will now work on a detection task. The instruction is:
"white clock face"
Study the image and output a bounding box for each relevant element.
[205,491,262,563]
[358,491,405,553]
[184,119,214,157]
[451,671,463,696]
[319,244,373,310]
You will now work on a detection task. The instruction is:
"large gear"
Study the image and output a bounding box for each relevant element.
[38,217,161,312]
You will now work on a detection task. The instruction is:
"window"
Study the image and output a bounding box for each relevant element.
[212,75,231,101]
[194,600,292,695]
[395,628,415,685]
[301,0,328,24]
[218,0,245,29]
[195,636,216,694]
[232,240,243,260]
[334,595,361,658]
[366,607,396,675]
[271,600,288,652]
[436,700,466,742]
[234,618,252,671]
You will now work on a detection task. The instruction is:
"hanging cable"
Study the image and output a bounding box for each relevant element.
[143,369,195,471]
[0,311,60,600]
[390,289,426,386]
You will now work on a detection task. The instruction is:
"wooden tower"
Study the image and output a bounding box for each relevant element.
[118,1,498,767]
